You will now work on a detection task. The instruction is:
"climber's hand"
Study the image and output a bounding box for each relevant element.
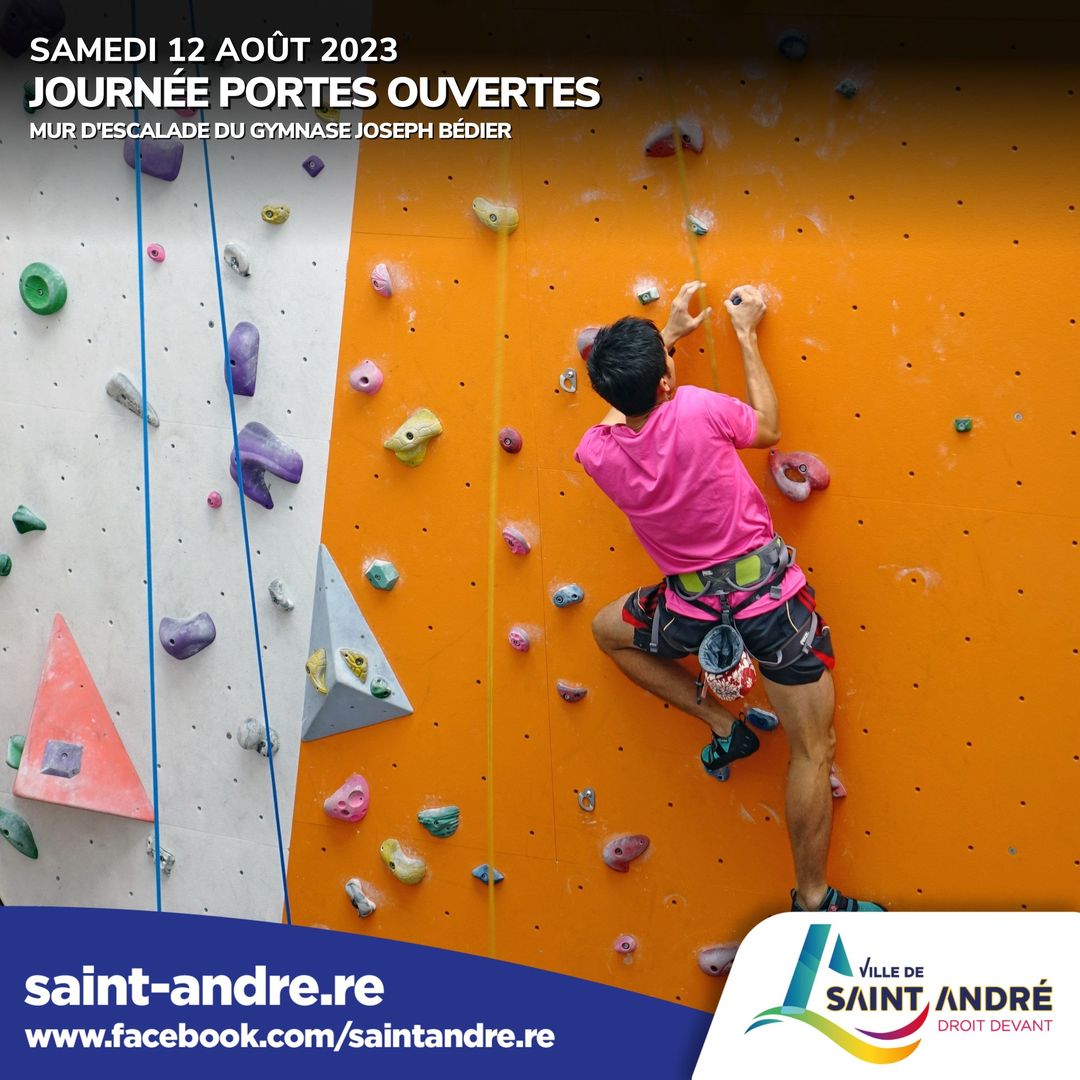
[661,280,711,348]
[724,285,766,334]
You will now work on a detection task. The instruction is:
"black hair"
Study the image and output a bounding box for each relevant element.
[586,316,666,416]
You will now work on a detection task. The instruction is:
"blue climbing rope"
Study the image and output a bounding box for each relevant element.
[130,0,163,913]
[187,0,293,924]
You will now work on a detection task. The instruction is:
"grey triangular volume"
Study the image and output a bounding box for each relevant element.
[301,545,414,742]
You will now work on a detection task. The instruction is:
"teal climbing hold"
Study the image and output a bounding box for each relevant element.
[6,735,24,770]
[19,263,67,315]
[0,553,11,576]
[472,864,504,885]
[954,417,973,433]
[418,806,460,838]
[0,806,38,859]
[12,505,46,533]
[370,677,392,699]
[365,559,399,591]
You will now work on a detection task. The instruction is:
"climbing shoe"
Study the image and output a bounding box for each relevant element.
[700,719,760,773]
[790,886,886,913]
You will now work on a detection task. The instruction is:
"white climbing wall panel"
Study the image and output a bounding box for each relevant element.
[0,0,370,917]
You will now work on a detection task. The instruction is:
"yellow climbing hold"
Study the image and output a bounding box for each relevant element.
[306,647,328,694]
[340,649,368,683]
[379,838,427,885]
[472,196,519,234]
[384,408,443,467]
[261,203,290,225]
[315,104,340,123]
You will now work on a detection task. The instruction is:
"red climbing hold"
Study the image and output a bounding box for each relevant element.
[13,615,153,821]
[644,118,704,157]
[576,327,599,362]
[768,449,831,502]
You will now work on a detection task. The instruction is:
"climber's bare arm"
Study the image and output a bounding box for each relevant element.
[724,285,780,448]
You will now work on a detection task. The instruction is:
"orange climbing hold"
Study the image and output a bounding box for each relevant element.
[13,614,153,821]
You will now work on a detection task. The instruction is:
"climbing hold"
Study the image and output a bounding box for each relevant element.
[123,137,183,181]
[340,649,368,683]
[746,707,780,731]
[229,422,304,508]
[206,491,223,509]
[559,368,578,393]
[12,505,46,533]
[370,262,393,297]
[1,0,64,57]
[0,807,38,859]
[729,294,742,306]
[836,78,858,99]
[576,327,599,362]
[698,943,738,977]
[384,408,443,467]
[223,241,252,277]
[6,734,25,769]
[708,765,731,783]
[324,773,370,822]
[0,553,11,576]
[302,154,324,177]
[830,766,847,799]
[418,806,460,838]
[19,262,67,315]
[40,739,82,778]
[603,834,650,873]
[777,30,808,59]
[498,427,523,453]
[556,680,588,703]
[159,612,216,659]
[174,107,197,118]
[644,117,704,157]
[637,286,661,305]
[507,627,531,652]
[306,648,328,695]
[578,787,596,813]
[472,196,519,233]
[302,546,414,742]
[365,559,399,591]
[146,835,176,876]
[687,214,710,236]
[614,934,637,955]
[268,578,294,611]
[954,417,973,433]
[472,864,504,885]
[226,321,260,397]
[379,838,427,884]
[552,584,585,607]
[345,878,376,917]
[768,449,831,502]
[146,243,166,263]
[349,360,384,395]
[106,372,159,427]
[314,103,340,123]
[261,204,290,225]
[236,717,280,758]
[502,527,531,555]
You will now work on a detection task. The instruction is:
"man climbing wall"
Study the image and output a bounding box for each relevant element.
[576,281,884,914]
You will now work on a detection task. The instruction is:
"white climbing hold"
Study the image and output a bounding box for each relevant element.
[106,372,159,427]
[223,241,252,277]
[268,578,294,611]
[236,716,280,758]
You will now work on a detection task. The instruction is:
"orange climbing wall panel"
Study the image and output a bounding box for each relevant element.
[288,6,1080,1010]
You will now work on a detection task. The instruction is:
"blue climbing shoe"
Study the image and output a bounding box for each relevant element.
[791,886,886,913]
[700,719,760,773]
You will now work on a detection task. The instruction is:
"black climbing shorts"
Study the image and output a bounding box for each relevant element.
[621,581,835,686]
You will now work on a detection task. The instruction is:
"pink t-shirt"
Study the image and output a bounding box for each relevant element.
[574,384,806,618]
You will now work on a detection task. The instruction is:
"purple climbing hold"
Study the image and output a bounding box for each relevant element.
[0,0,65,58]
[302,154,325,177]
[40,739,82,778]
[556,680,587,703]
[502,527,531,555]
[508,627,531,652]
[577,327,599,362]
[370,263,393,297]
[830,766,847,799]
[158,612,216,659]
[227,321,260,397]
[614,934,637,955]
[746,707,779,731]
[229,422,304,509]
[498,427,522,454]
[602,834,650,873]
[349,360,384,395]
[123,137,183,182]
[697,943,738,977]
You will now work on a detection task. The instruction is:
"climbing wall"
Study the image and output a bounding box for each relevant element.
[285,4,1080,1011]
[0,0,371,916]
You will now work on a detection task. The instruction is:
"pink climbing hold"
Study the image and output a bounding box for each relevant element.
[829,766,847,799]
[603,834,649,872]
[502,526,530,555]
[371,262,392,297]
[614,934,637,955]
[349,360,384,395]
[556,680,587,703]
[768,449,831,502]
[323,773,371,823]
[697,943,738,977]
[147,243,166,263]
[508,627,531,652]
[577,327,599,362]
[174,108,197,118]
[644,117,705,157]
[206,491,222,509]
[498,427,523,454]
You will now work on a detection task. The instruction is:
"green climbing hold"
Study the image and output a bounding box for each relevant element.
[370,677,392,699]
[0,806,39,859]
[6,735,24,770]
[12,505,46,533]
[835,79,858,99]
[418,806,460,838]
[953,417,973,433]
[0,553,11,576]
[19,263,67,316]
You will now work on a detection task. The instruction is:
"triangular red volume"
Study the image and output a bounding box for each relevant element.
[14,614,153,822]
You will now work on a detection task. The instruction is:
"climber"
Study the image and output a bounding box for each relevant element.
[576,281,884,914]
